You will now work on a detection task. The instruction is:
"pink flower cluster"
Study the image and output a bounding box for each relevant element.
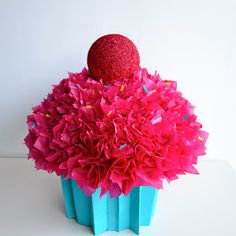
[25,68,208,197]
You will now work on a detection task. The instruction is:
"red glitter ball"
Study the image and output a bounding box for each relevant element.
[87,34,140,83]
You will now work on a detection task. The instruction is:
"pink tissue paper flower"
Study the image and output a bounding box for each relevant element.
[24,68,208,198]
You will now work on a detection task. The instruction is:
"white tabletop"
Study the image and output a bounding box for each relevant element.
[0,158,235,236]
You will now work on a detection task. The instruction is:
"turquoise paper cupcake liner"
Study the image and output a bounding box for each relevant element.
[61,176,158,235]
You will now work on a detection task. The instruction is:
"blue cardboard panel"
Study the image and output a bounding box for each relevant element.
[118,194,130,231]
[61,177,158,235]
[140,187,158,226]
[71,180,91,226]
[107,195,118,230]
[60,176,76,218]
[130,187,141,234]
[91,188,108,235]
[152,190,158,217]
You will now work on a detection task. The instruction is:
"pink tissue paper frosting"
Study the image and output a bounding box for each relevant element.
[24,68,208,198]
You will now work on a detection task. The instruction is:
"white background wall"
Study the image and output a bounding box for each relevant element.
[0,0,235,161]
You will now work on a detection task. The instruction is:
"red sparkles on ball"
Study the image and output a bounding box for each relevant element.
[87,34,140,83]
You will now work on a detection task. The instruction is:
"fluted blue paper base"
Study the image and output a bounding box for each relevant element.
[61,176,158,235]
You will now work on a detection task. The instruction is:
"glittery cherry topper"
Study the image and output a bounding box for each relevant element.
[87,34,140,83]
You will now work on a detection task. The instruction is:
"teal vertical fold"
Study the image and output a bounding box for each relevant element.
[130,187,141,234]
[60,176,76,218]
[152,190,158,217]
[71,180,91,226]
[61,178,158,235]
[118,194,130,231]
[140,187,158,226]
[91,188,108,235]
[107,195,118,230]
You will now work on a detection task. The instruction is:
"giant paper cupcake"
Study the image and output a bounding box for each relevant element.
[24,34,208,235]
